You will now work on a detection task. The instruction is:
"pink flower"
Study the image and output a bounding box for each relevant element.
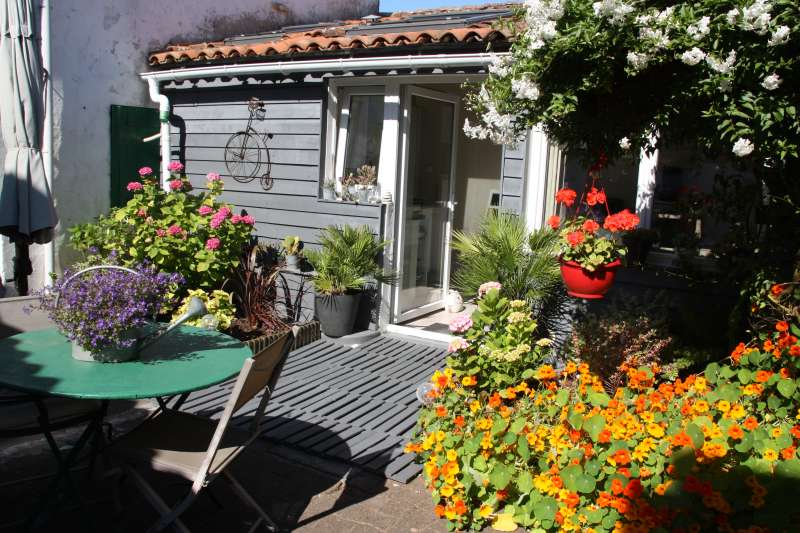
[126,181,143,192]
[198,205,214,216]
[167,224,182,236]
[168,179,183,191]
[156,229,166,237]
[209,217,223,229]
[217,207,231,218]
[230,214,242,224]
[136,208,147,217]
[206,172,221,182]
[241,215,255,225]
[167,161,184,172]
[478,281,502,297]
[205,237,221,250]
[448,314,473,334]
[447,338,469,353]
[138,166,153,176]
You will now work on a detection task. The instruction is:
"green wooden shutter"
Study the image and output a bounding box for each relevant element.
[110,105,160,208]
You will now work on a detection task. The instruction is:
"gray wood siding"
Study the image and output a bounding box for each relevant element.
[168,86,381,247]
[500,138,527,214]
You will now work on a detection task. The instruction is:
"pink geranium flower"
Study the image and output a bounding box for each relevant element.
[241,215,255,225]
[138,166,153,176]
[448,314,473,334]
[447,338,469,353]
[167,224,182,236]
[156,229,166,237]
[216,207,231,218]
[205,237,221,250]
[167,161,184,172]
[198,205,213,216]
[206,172,221,182]
[478,281,502,297]
[230,214,242,224]
[126,181,143,192]
[168,179,183,191]
[209,217,223,229]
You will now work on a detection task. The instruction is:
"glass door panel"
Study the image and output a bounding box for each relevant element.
[398,91,457,319]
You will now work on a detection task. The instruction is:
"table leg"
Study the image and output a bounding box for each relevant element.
[25,400,108,532]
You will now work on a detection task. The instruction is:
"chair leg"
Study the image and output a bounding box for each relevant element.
[126,467,192,533]
[222,470,277,532]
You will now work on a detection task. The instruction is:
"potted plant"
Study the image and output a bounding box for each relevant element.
[281,235,303,269]
[354,164,378,203]
[547,175,640,299]
[341,173,358,201]
[305,225,395,337]
[322,178,338,201]
[33,265,182,362]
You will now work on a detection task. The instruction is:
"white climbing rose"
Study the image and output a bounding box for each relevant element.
[761,73,782,90]
[732,138,755,157]
[681,47,706,66]
[768,25,790,46]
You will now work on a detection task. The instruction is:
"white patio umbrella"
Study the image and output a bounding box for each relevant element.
[0,0,58,295]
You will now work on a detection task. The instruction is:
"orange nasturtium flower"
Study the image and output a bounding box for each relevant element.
[537,365,556,380]
[743,417,759,431]
[728,425,744,440]
[776,321,790,332]
[435,405,448,417]
[672,432,693,448]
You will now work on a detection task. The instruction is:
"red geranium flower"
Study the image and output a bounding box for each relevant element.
[567,231,585,247]
[555,188,577,207]
[547,215,561,229]
[582,219,600,234]
[586,187,606,206]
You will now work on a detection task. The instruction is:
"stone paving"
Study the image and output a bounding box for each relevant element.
[0,401,451,533]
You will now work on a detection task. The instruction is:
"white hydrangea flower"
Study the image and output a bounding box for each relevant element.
[619,137,631,150]
[626,51,651,71]
[732,138,755,157]
[592,0,635,26]
[511,77,541,101]
[706,50,736,74]
[761,73,782,90]
[681,47,706,66]
[740,0,773,35]
[687,16,711,40]
[768,25,790,46]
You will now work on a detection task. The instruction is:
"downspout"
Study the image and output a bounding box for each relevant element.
[146,78,171,190]
[41,0,54,285]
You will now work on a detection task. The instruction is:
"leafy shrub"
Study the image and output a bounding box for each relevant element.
[69,166,253,290]
[408,291,800,531]
[304,225,394,295]
[172,289,236,331]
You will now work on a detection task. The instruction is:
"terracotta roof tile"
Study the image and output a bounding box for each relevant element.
[148,3,519,67]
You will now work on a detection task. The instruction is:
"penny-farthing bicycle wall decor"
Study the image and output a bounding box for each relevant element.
[224,97,275,190]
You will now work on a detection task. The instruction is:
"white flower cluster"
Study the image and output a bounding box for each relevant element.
[728,0,776,36]
[619,137,631,150]
[681,47,706,66]
[706,50,737,74]
[488,53,513,78]
[511,77,541,101]
[687,16,711,40]
[464,88,526,146]
[626,51,651,71]
[592,0,635,26]
[524,0,565,50]
[762,73,781,90]
[639,26,670,50]
[732,138,754,157]
[768,25,790,46]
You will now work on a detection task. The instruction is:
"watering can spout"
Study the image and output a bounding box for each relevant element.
[139,297,208,351]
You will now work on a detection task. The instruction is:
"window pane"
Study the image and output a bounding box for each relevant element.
[342,95,383,178]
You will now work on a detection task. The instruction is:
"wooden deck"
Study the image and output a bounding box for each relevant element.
[181,335,447,483]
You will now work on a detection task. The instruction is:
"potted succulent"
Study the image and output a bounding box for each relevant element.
[281,235,303,269]
[341,173,358,201]
[354,164,378,203]
[33,265,183,362]
[322,178,338,201]
[547,176,640,299]
[305,225,395,337]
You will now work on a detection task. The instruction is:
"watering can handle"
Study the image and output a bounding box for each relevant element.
[53,265,141,310]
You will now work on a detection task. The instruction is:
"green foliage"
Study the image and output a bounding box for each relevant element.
[172,288,236,331]
[281,235,303,256]
[304,225,395,295]
[451,211,567,336]
[69,170,253,290]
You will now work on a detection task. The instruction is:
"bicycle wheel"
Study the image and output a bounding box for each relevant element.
[225,131,261,183]
[259,133,273,191]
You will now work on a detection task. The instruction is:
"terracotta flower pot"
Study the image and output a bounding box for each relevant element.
[559,259,621,299]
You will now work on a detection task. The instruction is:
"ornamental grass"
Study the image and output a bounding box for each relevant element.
[407,286,800,532]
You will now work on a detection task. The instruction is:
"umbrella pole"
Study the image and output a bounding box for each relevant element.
[13,241,32,296]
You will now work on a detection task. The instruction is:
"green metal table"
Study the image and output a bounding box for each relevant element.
[0,325,252,531]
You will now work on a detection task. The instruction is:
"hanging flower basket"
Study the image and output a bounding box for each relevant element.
[559,258,621,299]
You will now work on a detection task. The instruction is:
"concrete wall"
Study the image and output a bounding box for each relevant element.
[1,0,377,290]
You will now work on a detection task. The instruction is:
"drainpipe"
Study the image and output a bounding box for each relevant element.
[146,78,171,189]
[41,0,54,285]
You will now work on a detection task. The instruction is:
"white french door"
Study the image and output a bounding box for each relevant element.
[393,86,459,322]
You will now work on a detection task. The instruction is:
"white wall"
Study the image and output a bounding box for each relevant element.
[44,0,377,280]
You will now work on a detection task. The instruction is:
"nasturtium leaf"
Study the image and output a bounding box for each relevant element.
[686,423,704,449]
[517,435,530,460]
[489,463,512,489]
[584,414,605,442]
[533,497,557,521]
[576,474,596,493]
[775,458,800,480]
[561,464,582,492]
[777,379,796,398]
[555,389,569,407]
[473,455,487,472]
[568,412,583,430]
[705,362,720,383]
[587,391,610,407]
[517,470,534,494]
[509,417,527,434]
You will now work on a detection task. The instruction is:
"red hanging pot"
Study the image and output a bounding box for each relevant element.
[559,259,621,299]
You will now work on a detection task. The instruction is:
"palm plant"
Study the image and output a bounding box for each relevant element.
[451,211,568,339]
[305,225,395,295]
